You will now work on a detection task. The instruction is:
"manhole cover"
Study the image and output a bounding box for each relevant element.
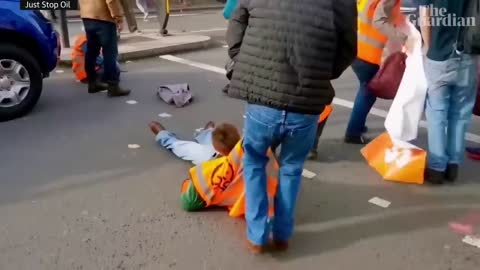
[119,36,156,43]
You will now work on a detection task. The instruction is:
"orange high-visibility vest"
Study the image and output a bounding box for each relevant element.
[185,139,278,217]
[357,0,402,65]
[318,104,333,123]
[71,34,88,82]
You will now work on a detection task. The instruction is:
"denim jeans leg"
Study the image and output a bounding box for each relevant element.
[97,21,119,83]
[346,59,379,137]
[447,55,478,165]
[155,131,214,165]
[243,104,280,245]
[272,112,318,242]
[193,128,214,145]
[82,19,102,83]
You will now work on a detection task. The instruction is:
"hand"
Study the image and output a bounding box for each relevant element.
[115,17,124,32]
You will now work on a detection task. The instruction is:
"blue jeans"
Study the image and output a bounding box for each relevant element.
[346,58,380,137]
[155,128,217,165]
[425,52,478,172]
[83,19,120,83]
[243,104,319,245]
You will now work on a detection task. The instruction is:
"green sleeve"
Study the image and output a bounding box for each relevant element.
[180,181,206,212]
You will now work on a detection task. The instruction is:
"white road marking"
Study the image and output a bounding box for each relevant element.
[189,27,227,33]
[55,69,64,73]
[126,100,138,105]
[159,54,480,144]
[369,197,391,208]
[462,235,480,248]
[128,144,141,149]
[67,13,199,23]
[158,113,172,118]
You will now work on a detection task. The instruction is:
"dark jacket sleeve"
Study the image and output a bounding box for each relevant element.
[226,0,250,60]
[332,0,357,80]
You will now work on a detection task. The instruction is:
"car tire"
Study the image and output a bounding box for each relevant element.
[0,44,43,122]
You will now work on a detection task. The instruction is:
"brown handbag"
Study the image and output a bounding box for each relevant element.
[367,51,408,100]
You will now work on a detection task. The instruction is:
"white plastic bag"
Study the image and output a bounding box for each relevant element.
[384,20,427,143]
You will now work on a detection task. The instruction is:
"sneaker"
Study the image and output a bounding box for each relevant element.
[246,241,265,255]
[445,164,459,183]
[344,135,370,145]
[424,168,444,185]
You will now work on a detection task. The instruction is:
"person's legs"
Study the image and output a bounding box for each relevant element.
[82,19,107,93]
[156,131,215,164]
[446,54,477,180]
[307,117,329,160]
[272,111,318,243]
[96,20,130,96]
[242,104,281,248]
[345,58,379,143]
[424,56,456,183]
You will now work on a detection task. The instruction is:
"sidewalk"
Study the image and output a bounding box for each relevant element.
[65,4,224,19]
[59,32,212,66]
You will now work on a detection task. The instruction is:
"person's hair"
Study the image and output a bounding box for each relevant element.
[211,123,241,155]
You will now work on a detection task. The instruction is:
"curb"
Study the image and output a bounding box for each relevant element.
[58,35,214,66]
[66,5,224,19]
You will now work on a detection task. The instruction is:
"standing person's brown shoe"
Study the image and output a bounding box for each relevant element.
[107,83,131,97]
[246,241,265,255]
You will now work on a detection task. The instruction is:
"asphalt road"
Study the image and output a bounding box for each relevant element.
[1,12,480,270]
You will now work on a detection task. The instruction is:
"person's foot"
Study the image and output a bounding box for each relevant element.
[344,135,370,145]
[88,81,109,94]
[204,121,215,129]
[307,150,318,160]
[107,83,131,97]
[222,84,230,94]
[445,164,459,183]
[148,121,165,135]
[272,240,289,252]
[143,13,149,21]
[362,126,369,133]
[246,241,265,255]
[424,168,444,185]
[466,147,480,160]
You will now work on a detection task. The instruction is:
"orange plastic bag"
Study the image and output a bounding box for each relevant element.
[361,132,426,184]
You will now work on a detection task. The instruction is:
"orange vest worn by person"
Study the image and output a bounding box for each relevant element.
[71,34,88,82]
[318,104,333,123]
[183,139,279,217]
[357,0,402,65]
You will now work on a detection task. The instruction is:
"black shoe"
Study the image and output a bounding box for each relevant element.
[344,135,370,145]
[307,150,318,160]
[107,83,131,97]
[424,168,444,185]
[88,81,109,94]
[222,84,229,94]
[362,126,368,133]
[445,164,459,183]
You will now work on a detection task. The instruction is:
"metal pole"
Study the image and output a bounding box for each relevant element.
[120,0,138,33]
[59,10,70,48]
[154,0,170,36]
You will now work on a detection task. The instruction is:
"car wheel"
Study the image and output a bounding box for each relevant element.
[0,44,43,122]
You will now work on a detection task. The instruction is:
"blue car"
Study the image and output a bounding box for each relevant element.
[0,0,60,121]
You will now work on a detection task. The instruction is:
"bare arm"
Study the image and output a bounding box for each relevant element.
[419,5,431,49]
[373,0,407,43]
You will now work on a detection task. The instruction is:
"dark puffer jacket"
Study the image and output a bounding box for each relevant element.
[226,0,357,115]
